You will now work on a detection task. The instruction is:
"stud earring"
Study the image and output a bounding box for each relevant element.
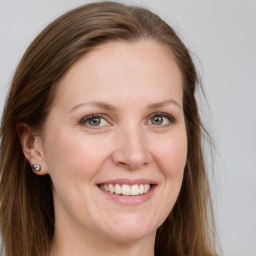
[32,164,41,172]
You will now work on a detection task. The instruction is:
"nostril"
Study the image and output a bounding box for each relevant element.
[119,161,148,170]
[117,161,133,169]
[111,143,151,170]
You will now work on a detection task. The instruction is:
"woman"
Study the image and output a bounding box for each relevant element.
[0,2,218,256]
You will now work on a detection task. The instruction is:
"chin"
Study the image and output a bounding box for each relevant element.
[109,228,154,243]
[101,215,158,242]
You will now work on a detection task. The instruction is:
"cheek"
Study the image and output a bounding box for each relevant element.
[42,131,110,216]
[43,130,109,181]
[152,131,187,177]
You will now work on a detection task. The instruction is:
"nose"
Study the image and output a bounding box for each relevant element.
[111,127,151,170]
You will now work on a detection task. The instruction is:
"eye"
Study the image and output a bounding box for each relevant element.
[147,113,175,126]
[80,114,109,128]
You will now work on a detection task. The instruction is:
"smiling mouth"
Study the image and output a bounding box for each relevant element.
[98,183,153,196]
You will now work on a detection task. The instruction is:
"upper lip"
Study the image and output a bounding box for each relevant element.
[97,178,157,186]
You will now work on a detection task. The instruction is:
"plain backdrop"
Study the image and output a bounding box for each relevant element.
[0,0,255,255]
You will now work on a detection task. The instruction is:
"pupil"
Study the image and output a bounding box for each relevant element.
[152,116,163,125]
[89,117,101,126]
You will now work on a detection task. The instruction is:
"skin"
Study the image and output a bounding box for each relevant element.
[20,40,187,256]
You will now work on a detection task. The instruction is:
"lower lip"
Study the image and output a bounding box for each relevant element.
[98,185,157,205]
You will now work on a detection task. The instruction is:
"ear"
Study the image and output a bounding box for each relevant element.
[16,123,48,175]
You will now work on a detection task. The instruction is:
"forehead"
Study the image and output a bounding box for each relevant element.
[52,40,183,108]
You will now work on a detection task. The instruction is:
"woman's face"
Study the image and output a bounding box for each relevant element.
[40,41,187,243]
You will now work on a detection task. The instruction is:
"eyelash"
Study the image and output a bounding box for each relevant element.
[79,112,176,128]
[79,114,109,128]
[147,112,176,126]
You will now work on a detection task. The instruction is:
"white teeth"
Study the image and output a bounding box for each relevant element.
[109,184,115,193]
[130,185,140,195]
[144,184,150,193]
[100,183,152,195]
[139,184,144,194]
[115,184,122,194]
[122,184,131,195]
[104,184,109,192]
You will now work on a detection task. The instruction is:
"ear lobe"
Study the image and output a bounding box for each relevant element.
[16,124,48,175]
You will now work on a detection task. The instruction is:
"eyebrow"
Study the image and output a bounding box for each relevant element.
[70,101,119,112]
[69,99,181,112]
[147,99,182,110]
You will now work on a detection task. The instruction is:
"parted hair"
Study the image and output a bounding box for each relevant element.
[0,2,217,256]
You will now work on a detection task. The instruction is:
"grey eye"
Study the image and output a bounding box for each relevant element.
[147,113,174,126]
[88,117,102,126]
[151,116,164,125]
[81,115,108,128]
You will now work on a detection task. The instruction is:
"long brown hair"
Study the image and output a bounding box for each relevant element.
[0,2,218,256]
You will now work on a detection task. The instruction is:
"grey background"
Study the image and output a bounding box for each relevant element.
[0,0,255,255]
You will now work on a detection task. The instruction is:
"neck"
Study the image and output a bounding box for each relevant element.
[50,233,155,256]
[50,222,156,256]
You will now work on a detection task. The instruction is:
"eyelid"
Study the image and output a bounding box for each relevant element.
[79,112,176,129]
[79,114,110,128]
[147,112,176,125]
